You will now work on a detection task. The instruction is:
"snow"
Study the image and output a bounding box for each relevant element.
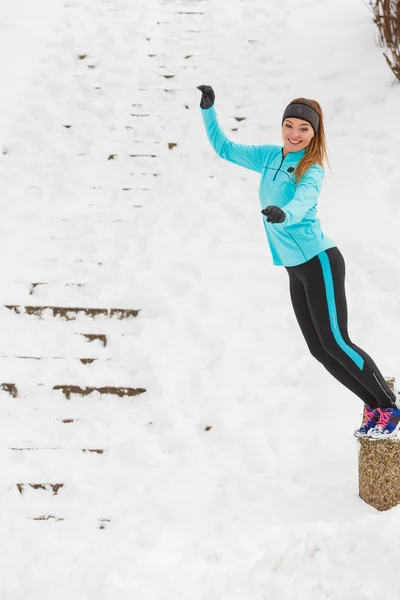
[0,0,400,598]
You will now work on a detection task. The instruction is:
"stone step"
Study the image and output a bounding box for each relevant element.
[0,333,110,357]
[1,382,146,400]
[8,330,108,344]
[3,239,125,261]
[5,305,140,320]
[3,411,127,438]
[17,483,63,495]
[0,357,116,381]
[8,446,108,455]
[5,446,111,482]
[1,213,148,235]
[0,282,88,304]
[54,385,146,400]
[27,516,110,528]
[6,259,104,281]
[9,447,106,454]
[0,355,105,361]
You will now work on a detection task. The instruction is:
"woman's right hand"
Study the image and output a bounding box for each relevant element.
[197,85,215,109]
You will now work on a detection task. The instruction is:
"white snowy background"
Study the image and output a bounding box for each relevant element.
[0,0,400,598]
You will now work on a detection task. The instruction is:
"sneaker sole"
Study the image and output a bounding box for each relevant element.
[354,431,372,438]
[369,421,400,439]
[354,422,379,438]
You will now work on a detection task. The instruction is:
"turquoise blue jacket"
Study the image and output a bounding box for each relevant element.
[201,106,336,267]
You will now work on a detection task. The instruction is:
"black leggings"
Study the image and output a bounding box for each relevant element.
[285,247,396,409]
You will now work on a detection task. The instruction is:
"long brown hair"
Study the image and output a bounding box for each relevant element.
[285,97,330,184]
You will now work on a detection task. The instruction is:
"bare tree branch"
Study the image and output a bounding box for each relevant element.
[370,0,400,80]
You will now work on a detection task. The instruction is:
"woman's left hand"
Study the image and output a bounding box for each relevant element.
[261,205,286,224]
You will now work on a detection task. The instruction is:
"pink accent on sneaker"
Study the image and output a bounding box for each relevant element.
[375,407,393,429]
[363,406,377,426]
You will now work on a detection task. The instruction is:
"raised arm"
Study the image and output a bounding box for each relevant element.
[198,85,267,174]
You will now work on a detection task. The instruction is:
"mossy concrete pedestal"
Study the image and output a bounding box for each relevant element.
[358,376,400,511]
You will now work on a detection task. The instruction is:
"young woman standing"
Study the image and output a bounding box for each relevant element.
[197,84,400,438]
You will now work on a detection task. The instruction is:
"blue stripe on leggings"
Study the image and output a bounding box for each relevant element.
[318,252,364,370]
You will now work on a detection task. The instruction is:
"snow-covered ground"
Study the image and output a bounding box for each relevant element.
[0,0,400,598]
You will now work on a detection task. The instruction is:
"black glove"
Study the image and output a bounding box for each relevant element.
[197,85,215,109]
[261,206,286,224]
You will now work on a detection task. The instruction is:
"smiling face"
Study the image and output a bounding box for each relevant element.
[282,117,315,155]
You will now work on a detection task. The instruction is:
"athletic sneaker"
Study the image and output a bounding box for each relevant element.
[353,406,379,438]
[369,407,400,439]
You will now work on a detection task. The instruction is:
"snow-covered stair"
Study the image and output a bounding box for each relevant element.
[0,0,194,524]
[0,0,211,527]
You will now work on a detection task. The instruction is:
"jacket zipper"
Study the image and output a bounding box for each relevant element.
[273,151,286,181]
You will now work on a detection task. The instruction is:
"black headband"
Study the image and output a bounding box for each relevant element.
[282,103,320,133]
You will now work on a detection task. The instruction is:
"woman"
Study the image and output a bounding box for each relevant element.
[197,84,400,439]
